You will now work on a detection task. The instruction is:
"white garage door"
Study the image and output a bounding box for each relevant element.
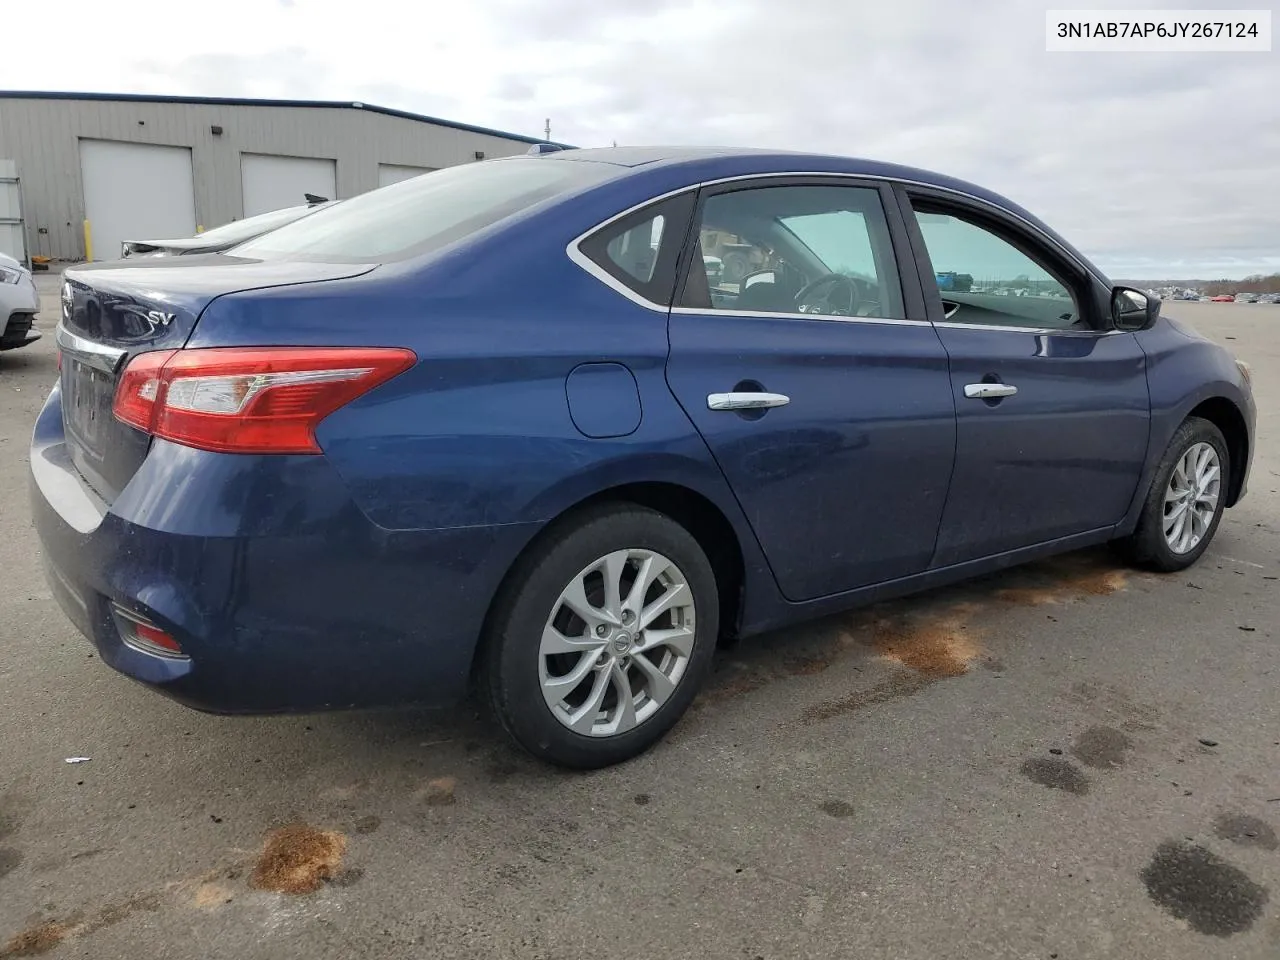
[378,163,436,188]
[79,140,196,261]
[0,159,26,265]
[241,154,337,217]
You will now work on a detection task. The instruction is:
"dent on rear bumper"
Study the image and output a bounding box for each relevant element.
[31,389,540,713]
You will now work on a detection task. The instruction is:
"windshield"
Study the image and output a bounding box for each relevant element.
[196,204,326,243]
[232,158,615,262]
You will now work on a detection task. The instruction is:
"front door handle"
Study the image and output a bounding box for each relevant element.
[707,392,791,411]
[964,383,1018,400]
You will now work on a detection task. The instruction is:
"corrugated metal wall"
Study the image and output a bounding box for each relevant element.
[0,97,538,260]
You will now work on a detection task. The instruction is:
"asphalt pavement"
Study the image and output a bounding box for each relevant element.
[1,280,1277,959]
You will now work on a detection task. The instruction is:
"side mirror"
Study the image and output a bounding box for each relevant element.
[1112,286,1160,331]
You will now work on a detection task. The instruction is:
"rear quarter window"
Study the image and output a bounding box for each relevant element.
[576,194,697,307]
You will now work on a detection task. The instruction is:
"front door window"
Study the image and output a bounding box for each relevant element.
[911,206,1083,329]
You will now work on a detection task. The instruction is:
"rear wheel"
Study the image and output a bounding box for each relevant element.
[483,504,718,769]
[1117,417,1229,572]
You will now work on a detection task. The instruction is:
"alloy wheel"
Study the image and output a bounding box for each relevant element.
[538,549,696,737]
[1163,441,1221,554]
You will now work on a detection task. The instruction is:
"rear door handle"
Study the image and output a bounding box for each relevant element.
[964,383,1017,400]
[707,392,791,411]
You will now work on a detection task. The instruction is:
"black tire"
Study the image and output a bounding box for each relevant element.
[482,504,719,769]
[1116,417,1229,572]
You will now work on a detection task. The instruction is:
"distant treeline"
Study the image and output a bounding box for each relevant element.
[1202,274,1280,296]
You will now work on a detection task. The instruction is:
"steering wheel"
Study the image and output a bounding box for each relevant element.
[794,273,860,317]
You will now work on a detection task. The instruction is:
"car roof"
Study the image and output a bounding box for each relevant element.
[540,146,1102,282]
[548,146,1000,197]
[552,146,805,167]
[545,146,1035,221]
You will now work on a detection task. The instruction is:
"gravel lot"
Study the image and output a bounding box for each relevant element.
[2,280,1277,959]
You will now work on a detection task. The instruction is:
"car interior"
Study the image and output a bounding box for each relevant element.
[679,187,904,320]
[911,204,1089,331]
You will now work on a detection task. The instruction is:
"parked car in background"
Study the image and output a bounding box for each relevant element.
[120,197,333,259]
[935,271,974,292]
[1211,295,1234,302]
[1234,292,1258,304]
[0,251,40,351]
[33,147,1255,769]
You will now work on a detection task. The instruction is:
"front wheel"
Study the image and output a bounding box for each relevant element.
[1117,417,1229,572]
[483,505,719,769]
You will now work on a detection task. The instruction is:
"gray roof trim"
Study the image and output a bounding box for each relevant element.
[0,90,572,147]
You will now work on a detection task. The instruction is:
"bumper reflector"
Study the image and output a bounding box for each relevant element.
[111,604,188,660]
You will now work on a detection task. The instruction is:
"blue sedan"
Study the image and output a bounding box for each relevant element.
[32,147,1255,768]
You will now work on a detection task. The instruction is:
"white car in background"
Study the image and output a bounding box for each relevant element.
[0,252,40,351]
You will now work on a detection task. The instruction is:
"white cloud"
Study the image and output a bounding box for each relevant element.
[2,0,1276,276]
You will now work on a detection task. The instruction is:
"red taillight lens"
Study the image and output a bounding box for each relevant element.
[112,347,416,454]
[111,603,188,660]
[113,349,175,432]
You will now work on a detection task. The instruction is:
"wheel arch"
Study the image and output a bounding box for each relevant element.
[1188,397,1248,506]
[471,480,749,684]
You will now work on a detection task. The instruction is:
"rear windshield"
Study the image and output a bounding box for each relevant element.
[231,158,614,262]
[197,204,326,243]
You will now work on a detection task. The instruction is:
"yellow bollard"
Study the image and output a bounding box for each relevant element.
[82,220,93,262]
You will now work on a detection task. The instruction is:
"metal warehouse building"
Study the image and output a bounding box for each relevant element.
[0,91,555,262]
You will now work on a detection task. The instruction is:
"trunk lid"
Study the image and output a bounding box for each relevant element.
[56,256,374,502]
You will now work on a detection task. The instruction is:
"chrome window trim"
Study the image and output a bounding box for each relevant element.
[670,306,931,328]
[933,320,1123,337]
[565,170,1108,314]
[55,324,127,373]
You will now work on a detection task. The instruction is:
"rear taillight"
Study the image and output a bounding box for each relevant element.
[112,347,416,454]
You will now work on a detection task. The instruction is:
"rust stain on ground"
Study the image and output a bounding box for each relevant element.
[996,568,1127,605]
[700,632,856,706]
[81,893,162,935]
[801,672,936,724]
[1,892,163,955]
[249,824,348,895]
[1066,569,1129,596]
[995,586,1063,606]
[784,654,837,676]
[706,551,1134,724]
[865,609,980,678]
[0,923,64,958]
[699,671,771,704]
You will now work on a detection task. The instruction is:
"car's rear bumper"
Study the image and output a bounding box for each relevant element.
[30,383,539,714]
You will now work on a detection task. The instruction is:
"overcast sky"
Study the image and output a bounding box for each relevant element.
[2,0,1276,278]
